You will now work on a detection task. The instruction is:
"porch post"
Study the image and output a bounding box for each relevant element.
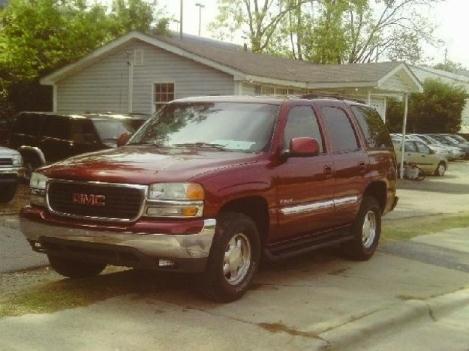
[383,97,387,123]
[400,93,409,179]
[367,90,372,105]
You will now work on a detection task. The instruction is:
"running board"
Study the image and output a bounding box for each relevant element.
[264,227,354,261]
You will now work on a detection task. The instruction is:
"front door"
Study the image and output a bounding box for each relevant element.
[273,105,335,241]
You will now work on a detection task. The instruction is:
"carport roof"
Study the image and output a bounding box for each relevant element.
[41,32,422,93]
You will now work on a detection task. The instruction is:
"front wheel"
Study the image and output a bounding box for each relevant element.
[343,197,381,261]
[48,255,106,279]
[201,212,261,302]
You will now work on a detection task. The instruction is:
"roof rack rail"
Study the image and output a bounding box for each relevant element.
[300,93,366,104]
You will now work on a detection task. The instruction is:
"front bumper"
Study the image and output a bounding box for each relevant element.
[20,215,217,272]
[0,166,23,183]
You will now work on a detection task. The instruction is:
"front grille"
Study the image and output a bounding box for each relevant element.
[47,181,146,221]
[0,158,12,166]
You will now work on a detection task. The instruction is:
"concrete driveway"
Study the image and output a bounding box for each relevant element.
[1,162,469,350]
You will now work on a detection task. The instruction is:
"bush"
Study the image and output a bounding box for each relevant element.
[386,79,467,133]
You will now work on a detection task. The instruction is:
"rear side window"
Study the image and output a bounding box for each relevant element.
[283,106,324,152]
[321,106,359,153]
[70,119,99,144]
[351,106,393,150]
[42,117,71,140]
[404,141,417,152]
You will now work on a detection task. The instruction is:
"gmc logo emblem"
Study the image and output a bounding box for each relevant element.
[72,193,106,207]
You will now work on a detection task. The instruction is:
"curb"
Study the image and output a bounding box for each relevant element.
[315,288,469,351]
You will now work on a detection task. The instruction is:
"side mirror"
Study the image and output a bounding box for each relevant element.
[288,137,320,157]
[117,132,131,147]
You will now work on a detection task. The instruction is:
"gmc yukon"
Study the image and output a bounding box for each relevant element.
[21,96,398,301]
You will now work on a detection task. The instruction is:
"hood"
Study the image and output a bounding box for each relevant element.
[0,147,20,157]
[39,145,262,184]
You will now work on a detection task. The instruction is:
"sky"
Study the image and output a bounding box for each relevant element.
[160,0,469,67]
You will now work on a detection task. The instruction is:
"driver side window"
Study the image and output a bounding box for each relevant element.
[283,106,324,152]
[415,141,431,154]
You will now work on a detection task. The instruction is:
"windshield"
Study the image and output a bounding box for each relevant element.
[93,119,145,143]
[129,102,279,153]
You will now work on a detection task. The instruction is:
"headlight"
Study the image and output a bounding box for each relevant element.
[12,154,23,166]
[148,183,204,201]
[30,172,48,207]
[146,183,204,218]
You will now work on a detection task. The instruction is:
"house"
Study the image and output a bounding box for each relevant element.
[411,66,469,133]
[40,32,422,121]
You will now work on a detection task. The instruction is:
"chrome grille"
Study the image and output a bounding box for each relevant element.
[0,158,12,166]
[47,180,147,222]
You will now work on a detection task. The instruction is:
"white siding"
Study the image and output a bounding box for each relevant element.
[56,39,235,114]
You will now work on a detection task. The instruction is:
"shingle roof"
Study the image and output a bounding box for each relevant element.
[157,33,402,85]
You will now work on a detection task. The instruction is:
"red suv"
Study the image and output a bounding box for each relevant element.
[21,96,398,301]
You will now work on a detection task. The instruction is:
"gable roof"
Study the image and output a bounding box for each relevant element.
[41,31,422,92]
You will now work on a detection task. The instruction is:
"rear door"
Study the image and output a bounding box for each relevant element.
[414,140,438,173]
[316,101,368,227]
[274,104,336,241]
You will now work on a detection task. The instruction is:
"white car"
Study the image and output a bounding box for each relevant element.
[0,147,23,202]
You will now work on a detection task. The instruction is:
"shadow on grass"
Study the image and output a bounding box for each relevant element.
[397,179,469,194]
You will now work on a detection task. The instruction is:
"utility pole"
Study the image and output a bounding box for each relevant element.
[180,0,183,39]
[195,2,205,36]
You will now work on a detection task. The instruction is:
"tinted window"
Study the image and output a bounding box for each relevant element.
[130,102,278,153]
[321,106,359,153]
[42,117,71,139]
[70,119,99,144]
[283,106,324,152]
[351,106,393,150]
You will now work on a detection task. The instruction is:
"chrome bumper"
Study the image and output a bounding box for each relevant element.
[20,217,217,260]
[0,166,22,176]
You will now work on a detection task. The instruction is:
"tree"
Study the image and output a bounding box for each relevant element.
[386,79,467,133]
[0,0,168,112]
[434,60,467,74]
[211,0,440,65]
[210,0,309,53]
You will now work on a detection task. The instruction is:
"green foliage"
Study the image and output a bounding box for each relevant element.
[0,0,168,113]
[210,0,438,64]
[434,60,468,74]
[386,79,467,133]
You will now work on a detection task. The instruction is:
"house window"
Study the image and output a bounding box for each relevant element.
[154,83,175,111]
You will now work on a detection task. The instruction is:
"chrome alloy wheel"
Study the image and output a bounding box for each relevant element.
[362,210,377,249]
[223,233,252,285]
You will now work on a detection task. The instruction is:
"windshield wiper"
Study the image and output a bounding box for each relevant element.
[172,142,226,150]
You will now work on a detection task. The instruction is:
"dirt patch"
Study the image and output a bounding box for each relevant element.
[0,184,29,215]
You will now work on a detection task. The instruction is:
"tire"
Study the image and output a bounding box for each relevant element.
[201,212,261,302]
[434,162,446,177]
[343,196,381,261]
[48,255,106,279]
[0,183,17,203]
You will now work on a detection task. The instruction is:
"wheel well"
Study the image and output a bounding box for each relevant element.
[220,196,269,244]
[363,182,387,213]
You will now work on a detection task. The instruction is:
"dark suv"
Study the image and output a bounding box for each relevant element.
[9,112,148,175]
[21,96,398,302]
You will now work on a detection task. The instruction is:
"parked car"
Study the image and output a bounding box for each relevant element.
[440,134,469,158]
[413,134,464,160]
[20,96,398,302]
[9,112,149,177]
[409,134,453,160]
[428,134,467,159]
[0,146,23,202]
[392,139,448,176]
